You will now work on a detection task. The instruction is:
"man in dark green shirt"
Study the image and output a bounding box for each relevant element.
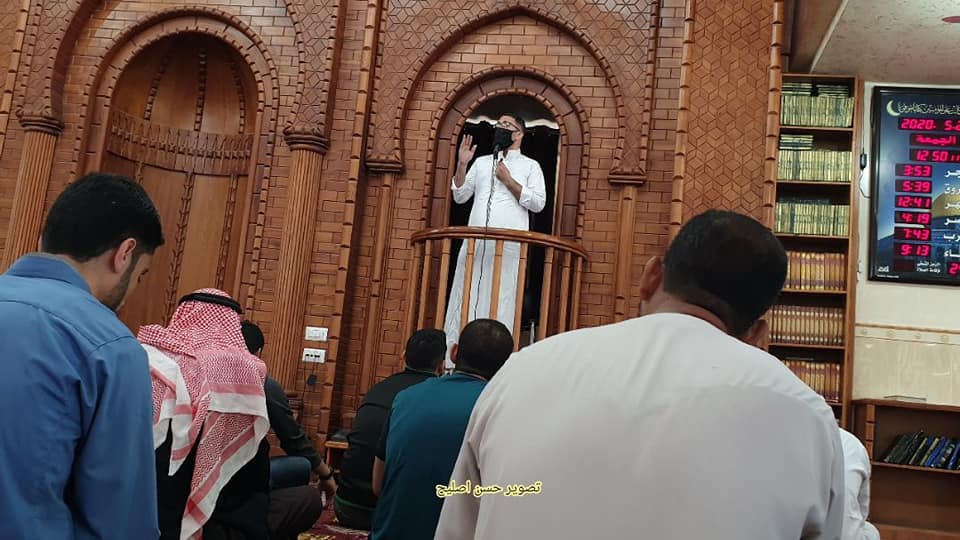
[334,329,446,530]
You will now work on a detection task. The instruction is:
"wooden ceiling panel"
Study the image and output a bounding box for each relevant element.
[814,0,960,84]
[788,0,844,72]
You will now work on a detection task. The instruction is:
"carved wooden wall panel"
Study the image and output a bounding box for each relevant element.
[116,166,186,330]
[16,0,322,131]
[0,0,27,152]
[0,2,297,328]
[106,112,254,176]
[367,1,658,181]
[283,0,340,137]
[0,0,782,443]
[0,0,337,439]
[672,0,775,227]
[762,1,784,229]
[0,0,30,259]
[338,12,633,420]
[427,71,589,238]
[103,33,257,332]
[29,5,296,340]
[0,1,22,102]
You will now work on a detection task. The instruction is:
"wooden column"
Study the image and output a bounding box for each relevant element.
[763,0,784,230]
[613,185,637,321]
[267,132,327,389]
[512,243,529,350]
[2,116,63,269]
[536,247,555,342]
[322,0,385,426]
[358,171,396,394]
[0,0,30,162]
[670,0,696,242]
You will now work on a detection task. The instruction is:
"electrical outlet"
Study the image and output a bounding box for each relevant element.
[305,326,328,341]
[302,348,326,363]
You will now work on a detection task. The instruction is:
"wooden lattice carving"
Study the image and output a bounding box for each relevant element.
[425,69,590,239]
[282,0,340,140]
[673,0,775,228]
[105,111,254,176]
[68,7,287,317]
[367,1,658,180]
[762,0,785,230]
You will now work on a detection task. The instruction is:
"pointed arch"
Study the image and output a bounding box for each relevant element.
[72,9,282,315]
[425,66,590,240]
[369,5,625,173]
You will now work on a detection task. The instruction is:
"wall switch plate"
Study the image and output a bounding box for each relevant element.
[305,326,328,341]
[302,348,326,363]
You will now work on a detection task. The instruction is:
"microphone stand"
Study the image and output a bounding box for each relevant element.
[473,144,500,320]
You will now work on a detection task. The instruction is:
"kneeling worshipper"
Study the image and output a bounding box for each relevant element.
[142,289,322,540]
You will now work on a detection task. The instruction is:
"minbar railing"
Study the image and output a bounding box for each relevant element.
[405,226,589,350]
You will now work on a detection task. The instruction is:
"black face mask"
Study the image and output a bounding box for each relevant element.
[492,127,514,151]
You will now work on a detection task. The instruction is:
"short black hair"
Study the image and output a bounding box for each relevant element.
[501,112,525,132]
[41,172,164,262]
[663,209,786,337]
[241,321,265,354]
[404,329,446,371]
[455,319,513,379]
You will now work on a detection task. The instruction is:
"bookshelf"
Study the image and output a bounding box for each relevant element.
[772,74,861,426]
[852,399,960,539]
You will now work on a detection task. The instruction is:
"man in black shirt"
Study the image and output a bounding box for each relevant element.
[333,329,445,530]
[241,322,333,538]
[241,322,337,493]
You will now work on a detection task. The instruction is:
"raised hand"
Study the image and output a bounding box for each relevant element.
[458,134,477,164]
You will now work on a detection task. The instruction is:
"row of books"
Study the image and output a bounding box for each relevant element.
[785,251,847,291]
[775,200,850,236]
[770,305,845,346]
[880,431,960,470]
[777,149,852,183]
[781,82,854,128]
[783,359,841,402]
[779,134,814,150]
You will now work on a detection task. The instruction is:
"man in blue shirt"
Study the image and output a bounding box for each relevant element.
[0,173,165,539]
[370,319,513,540]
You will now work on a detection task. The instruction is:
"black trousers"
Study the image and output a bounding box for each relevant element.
[333,496,373,531]
[266,486,325,540]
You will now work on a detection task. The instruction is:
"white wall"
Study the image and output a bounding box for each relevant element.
[852,82,960,405]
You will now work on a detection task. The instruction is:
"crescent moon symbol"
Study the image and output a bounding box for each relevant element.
[886,100,900,117]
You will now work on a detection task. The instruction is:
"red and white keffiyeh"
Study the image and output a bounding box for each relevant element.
[139,288,268,540]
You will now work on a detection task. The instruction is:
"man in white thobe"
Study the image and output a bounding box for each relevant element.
[443,114,546,369]
[435,210,845,540]
[840,428,881,540]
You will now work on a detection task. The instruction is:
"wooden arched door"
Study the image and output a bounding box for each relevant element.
[100,33,258,332]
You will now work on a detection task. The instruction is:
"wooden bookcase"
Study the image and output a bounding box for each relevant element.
[852,399,960,539]
[772,74,861,427]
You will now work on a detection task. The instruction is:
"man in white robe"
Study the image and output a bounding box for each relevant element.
[435,210,845,540]
[443,114,547,368]
[840,428,881,540]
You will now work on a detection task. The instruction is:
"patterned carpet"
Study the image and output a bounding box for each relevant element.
[298,507,369,540]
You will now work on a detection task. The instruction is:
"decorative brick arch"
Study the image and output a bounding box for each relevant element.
[24,2,290,122]
[73,9,282,314]
[17,0,99,120]
[426,67,590,240]
[76,9,280,164]
[372,5,625,177]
